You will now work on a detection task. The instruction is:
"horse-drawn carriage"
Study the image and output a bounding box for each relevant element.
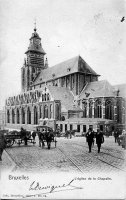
[33,125,57,149]
[4,128,35,147]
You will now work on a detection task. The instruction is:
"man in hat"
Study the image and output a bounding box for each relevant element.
[96,129,104,153]
[86,128,94,153]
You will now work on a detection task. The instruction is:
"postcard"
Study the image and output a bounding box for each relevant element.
[0,0,126,199]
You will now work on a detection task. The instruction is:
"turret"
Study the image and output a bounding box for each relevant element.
[45,57,48,69]
[21,24,47,92]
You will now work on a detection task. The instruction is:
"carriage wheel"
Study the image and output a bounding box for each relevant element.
[6,139,14,147]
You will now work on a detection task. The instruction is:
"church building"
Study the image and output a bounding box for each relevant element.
[5,26,126,134]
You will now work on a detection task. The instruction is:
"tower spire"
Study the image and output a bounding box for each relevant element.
[34,18,37,32]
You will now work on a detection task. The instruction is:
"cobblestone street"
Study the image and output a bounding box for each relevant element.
[1,136,126,174]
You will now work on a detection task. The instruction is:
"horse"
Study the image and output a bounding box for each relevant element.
[37,131,45,148]
[45,131,54,149]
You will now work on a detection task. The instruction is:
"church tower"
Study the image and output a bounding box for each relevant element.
[21,24,46,92]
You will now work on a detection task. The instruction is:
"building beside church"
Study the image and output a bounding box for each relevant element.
[5,26,126,134]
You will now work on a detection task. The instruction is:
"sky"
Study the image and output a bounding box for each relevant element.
[0,0,126,109]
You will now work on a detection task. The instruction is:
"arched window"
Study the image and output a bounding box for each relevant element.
[82,101,87,118]
[42,94,44,101]
[17,108,20,124]
[39,105,42,118]
[47,93,50,101]
[97,105,102,118]
[55,104,60,120]
[34,106,38,124]
[22,107,25,124]
[105,99,113,120]
[44,105,48,118]
[94,99,102,118]
[89,102,92,118]
[50,104,53,119]
[12,109,15,124]
[7,110,10,123]
[44,93,46,101]
[27,107,31,124]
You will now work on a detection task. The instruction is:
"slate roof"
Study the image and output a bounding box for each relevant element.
[48,86,82,112]
[25,44,46,54]
[113,84,126,98]
[79,80,115,99]
[32,55,99,86]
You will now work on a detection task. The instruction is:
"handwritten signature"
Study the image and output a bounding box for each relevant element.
[28,177,83,196]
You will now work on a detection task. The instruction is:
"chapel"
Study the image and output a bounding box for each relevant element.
[5,26,126,133]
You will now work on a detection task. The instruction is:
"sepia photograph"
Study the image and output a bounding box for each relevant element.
[0,0,126,199]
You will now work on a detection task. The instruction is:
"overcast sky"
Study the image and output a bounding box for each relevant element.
[0,0,126,109]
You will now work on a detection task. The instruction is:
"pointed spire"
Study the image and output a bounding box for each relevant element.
[45,57,48,68]
[34,18,37,32]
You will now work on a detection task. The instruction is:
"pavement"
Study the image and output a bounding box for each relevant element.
[1,136,126,174]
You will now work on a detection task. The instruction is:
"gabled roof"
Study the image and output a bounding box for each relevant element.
[48,86,82,112]
[32,55,99,86]
[79,80,115,99]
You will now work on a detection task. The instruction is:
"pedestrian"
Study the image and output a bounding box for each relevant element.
[32,131,36,141]
[96,129,104,153]
[114,130,119,143]
[86,128,94,153]
[0,132,7,161]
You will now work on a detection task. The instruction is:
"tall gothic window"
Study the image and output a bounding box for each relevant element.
[94,99,102,118]
[105,99,113,120]
[47,93,50,101]
[50,104,53,119]
[82,101,87,118]
[17,108,20,124]
[89,101,92,118]
[27,107,31,124]
[34,106,38,124]
[97,105,102,118]
[22,107,25,124]
[39,105,42,118]
[7,110,10,123]
[44,105,48,118]
[55,104,60,120]
[12,109,15,124]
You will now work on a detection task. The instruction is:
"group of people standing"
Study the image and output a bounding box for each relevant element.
[86,128,104,153]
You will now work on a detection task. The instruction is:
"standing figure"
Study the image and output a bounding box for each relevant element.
[0,132,7,161]
[86,128,94,153]
[96,129,104,153]
[32,131,36,141]
[114,130,119,143]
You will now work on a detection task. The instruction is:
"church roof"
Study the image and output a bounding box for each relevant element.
[48,86,82,112]
[79,80,115,99]
[25,45,46,54]
[32,55,99,86]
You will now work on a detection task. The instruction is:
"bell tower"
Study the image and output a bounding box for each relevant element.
[21,23,46,92]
